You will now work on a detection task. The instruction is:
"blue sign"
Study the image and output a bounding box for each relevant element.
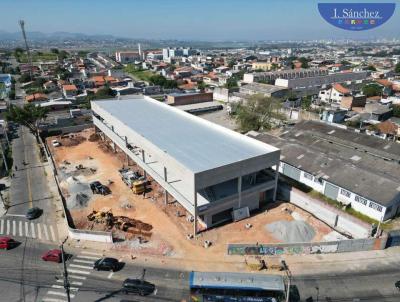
[318,3,396,31]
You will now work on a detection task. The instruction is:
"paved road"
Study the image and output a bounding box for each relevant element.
[0,239,189,302]
[4,125,58,244]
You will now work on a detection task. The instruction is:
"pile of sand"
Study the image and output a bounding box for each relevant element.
[266,220,316,243]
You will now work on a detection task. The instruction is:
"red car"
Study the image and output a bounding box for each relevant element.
[42,249,62,263]
[0,237,15,250]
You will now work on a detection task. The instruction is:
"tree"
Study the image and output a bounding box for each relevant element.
[224,77,238,89]
[95,86,116,99]
[367,65,377,71]
[197,81,207,91]
[50,48,59,54]
[19,73,32,83]
[6,104,48,139]
[395,63,400,74]
[362,83,383,97]
[299,57,310,69]
[301,96,312,110]
[235,94,286,132]
[393,104,400,118]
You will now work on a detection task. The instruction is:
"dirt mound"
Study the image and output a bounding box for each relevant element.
[88,133,100,142]
[61,135,87,147]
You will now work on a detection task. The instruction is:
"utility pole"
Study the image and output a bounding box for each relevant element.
[19,20,33,81]
[60,237,71,302]
[281,260,290,302]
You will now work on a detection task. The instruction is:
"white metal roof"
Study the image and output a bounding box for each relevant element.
[93,97,278,173]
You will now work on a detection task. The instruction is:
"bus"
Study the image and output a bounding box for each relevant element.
[189,271,286,302]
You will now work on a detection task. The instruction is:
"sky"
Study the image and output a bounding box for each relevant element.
[0,0,399,41]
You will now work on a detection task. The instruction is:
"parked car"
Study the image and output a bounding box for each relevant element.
[122,278,155,296]
[93,257,119,271]
[42,249,62,263]
[0,236,16,250]
[395,280,400,290]
[26,207,42,220]
[90,181,110,195]
[52,140,61,147]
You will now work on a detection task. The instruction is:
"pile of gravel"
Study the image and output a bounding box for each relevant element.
[266,220,316,243]
[64,176,93,209]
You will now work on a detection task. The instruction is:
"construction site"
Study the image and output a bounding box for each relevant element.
[47,127,344,263]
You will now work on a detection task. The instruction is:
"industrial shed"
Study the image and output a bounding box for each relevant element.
[91,96,280,234]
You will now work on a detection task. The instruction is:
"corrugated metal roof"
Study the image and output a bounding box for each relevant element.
[93,97,277,173]
[189,271,285,292]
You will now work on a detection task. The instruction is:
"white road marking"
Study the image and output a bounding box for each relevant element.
[154,288,158,295]
[46,291,75,298]
[19,221,23,237]
[42,298,68,302]
[5,214,26,217]
[67,269,90,275]
[73,259,94,264]
[12,220,16,236]
[68,274,87,280]
[107,272,114,279]
[71,281,83,286]
[76,255,98,260]
[51,285,79,291]
[24,221,29,237]
[6,220,10,234]
[43,224,50,241]
[0,219,4,234]
[30,222,36,238]
[37,223,42,240]
[49,225,56,241]
[81,251,103,256]
[69,264,93,270]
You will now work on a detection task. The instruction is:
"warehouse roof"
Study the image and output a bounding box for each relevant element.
[189,271,285,292]
[93,97,278,173]
[250,120,400,206]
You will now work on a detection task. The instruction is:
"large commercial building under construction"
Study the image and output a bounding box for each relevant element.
[91,96,280,234]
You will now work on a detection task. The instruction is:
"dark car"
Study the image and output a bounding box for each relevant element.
[396,280,400,290]
[26,207,42,220]
[122,278,155,296]
[93,257,119,271]
[90,181,110,195]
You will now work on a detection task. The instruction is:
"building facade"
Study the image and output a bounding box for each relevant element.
[92,96,280,234]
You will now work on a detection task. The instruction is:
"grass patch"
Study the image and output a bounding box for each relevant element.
[18,52,58,63]
[124,65,155,82]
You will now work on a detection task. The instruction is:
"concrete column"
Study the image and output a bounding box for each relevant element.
[164,167,168,205]
[193,191,198,236]
[141,150,147,178]
[273,163,279,202]
[238,176,242,208]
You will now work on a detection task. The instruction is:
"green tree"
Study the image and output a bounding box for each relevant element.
[393,105,400,117]
[6,104,48,139]
[19,73,33,83]
[362,83,383,97]
[395,63,400,74]
[235,94,286,132]
[367,65,377,71]
[301,96,312,110]
[299,57,310,69]
[224,77,238,89]
[50,48,59,54]
[197,81,207,91]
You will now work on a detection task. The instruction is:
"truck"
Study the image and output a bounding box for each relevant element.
[119,168,146,193]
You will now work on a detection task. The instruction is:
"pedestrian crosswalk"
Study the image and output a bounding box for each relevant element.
[42,250,103,302]
[0,217,58,242]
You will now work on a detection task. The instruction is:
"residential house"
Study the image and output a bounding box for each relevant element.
[43,80,57,91]
[340,94,367,111]
[319,83,351,103]
[25,93,49,103]
[321,109,347,123]
[364,103,393,122]
[62,84,78,98]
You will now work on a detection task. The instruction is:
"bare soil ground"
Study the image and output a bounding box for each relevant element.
[48,128,335,262]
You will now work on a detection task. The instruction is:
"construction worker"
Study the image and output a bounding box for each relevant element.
[15,165,18,171]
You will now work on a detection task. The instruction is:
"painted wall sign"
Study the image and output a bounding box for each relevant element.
[318,3,396,31]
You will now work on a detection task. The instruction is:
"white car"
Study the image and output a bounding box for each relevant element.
[52,140,61,147]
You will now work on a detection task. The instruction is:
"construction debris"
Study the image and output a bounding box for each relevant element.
[87,208,153,238]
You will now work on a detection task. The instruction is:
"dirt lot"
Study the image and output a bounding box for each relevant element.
[48,128,338,262]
